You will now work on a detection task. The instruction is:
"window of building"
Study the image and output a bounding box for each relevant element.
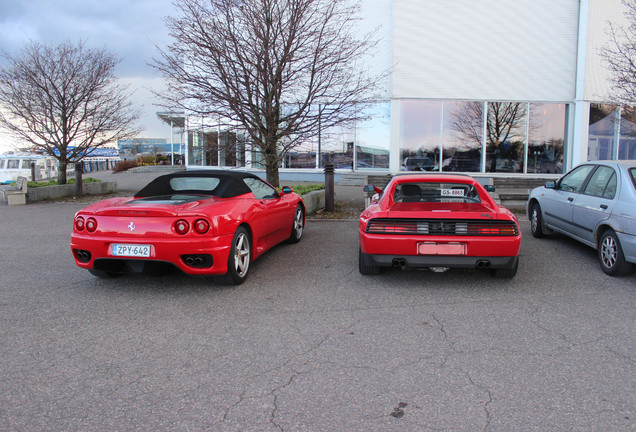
[399,100,442,171]
[527,103,566,174]
[355,102,390,170]
[588,104,618,161]
[443,101,483,172]
[485,102,526,173]
[619,106,636,160]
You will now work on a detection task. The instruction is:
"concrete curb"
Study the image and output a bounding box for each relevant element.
[26,182,117,202]
[302,190,325,214]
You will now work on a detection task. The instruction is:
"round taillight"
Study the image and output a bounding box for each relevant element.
[86,217,97,232]
[174,219,190,235]
[194,219,209,234]
[75,216,85,231]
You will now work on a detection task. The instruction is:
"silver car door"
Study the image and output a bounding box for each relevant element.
[542,164,595,232]
[571,166,617,246]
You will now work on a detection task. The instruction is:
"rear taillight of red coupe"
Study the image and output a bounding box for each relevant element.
[75,216,98,232]
[173,218,210,235]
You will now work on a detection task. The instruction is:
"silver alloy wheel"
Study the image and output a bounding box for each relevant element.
[601,235,618,269]
[233,232,250,277]
[293,207,304,238]
[531,208,539,233]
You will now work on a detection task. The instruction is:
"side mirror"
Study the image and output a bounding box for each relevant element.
[363,184,382,194]
[281,186,293,194]
[484,185,495,192]
[545,181,555,189]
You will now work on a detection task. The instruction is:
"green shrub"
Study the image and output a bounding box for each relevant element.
[288,184,325,196]
[113,159,138,172]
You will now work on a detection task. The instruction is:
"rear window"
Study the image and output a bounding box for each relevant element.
[394,182,481,203]
[169,177,220,191]
[630,168,636,190]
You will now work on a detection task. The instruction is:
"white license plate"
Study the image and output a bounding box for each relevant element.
[111,244,151,257]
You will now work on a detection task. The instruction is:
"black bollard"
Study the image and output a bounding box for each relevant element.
[75,162,83,197]
[324,162,335,212]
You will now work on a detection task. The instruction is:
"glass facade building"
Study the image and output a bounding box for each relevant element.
[175,1,633,176]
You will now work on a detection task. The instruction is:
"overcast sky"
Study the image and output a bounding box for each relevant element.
[0,0,178,151]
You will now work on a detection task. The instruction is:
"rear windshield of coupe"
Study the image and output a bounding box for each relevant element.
[394,182,481,203]
[169,177,220,191]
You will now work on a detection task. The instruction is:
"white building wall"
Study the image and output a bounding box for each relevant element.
[392,0,580,102]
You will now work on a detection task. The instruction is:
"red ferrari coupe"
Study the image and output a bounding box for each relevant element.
[71,170,305,284]
[359,174,521,278]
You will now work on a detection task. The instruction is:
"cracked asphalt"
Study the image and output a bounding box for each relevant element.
[1,200,635,431]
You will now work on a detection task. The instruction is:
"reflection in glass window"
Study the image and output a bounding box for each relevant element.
[619,107,636,160]
[243,177,277,199]
[588,104,618,161]
[485,102,525,173]
[527,104,566,174]
[355,102,390,170]
[444,101,482,172]
[399,100,442,171]
[7,160,19,169]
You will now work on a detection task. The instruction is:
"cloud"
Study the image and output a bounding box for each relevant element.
[0,0,178,151]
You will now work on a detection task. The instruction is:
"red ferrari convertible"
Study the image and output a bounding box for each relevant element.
[71,170,305,284]
[359,174,521,278]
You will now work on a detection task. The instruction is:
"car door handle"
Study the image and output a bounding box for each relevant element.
[600,204,608,210]
[567,197,574,202]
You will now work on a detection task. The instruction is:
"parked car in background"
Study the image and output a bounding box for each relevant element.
[527,160,636,276]
[359,174,521,278]
[71,170,305,284]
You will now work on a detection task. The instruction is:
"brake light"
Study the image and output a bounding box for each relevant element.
[74,216,85,231]
[174,219,190,235]
[194,219,210,234]
[86,217,97,232]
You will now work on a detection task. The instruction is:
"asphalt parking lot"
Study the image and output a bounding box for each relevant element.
[1,197,635,431]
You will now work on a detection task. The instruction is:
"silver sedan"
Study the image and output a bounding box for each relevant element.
[527,160,636,276]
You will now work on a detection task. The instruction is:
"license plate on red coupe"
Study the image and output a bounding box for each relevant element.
[111,244,151,257]
[418,242,466,256]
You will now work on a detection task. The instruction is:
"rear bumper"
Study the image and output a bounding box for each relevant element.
[360,251,518,269]
[616,231,636,264]
[359,230,520,269]
[70,233,233,275]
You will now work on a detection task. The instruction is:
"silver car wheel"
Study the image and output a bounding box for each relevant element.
[531,209,539,233]
[293,207,304,238]
[233,232,250,277]
[601,235,617,269]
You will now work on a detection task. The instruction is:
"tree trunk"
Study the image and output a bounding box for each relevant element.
[57,161,67,184]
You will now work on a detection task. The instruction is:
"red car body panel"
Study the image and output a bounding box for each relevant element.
[70,171,304,276]
[359,174,521,275]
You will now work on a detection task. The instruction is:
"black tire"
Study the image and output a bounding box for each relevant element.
[530,202,546,238]
[598,230,633,276]
[216,226,251,285]
[490,256,519,278]
[88,269,121,278]
[359,247,380,275]
[287,204,305,243]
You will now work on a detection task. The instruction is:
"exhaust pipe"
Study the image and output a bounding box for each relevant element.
[476,260,491,268]
[392,258,407,268]
[185,257,195,265]
[76,250,91,262]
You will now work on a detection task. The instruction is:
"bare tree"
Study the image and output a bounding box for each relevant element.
[154,0,385,186]
[602,0,636,106]
[0,41,141,183]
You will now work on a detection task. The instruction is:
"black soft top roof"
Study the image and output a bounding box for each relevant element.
[134,170,260,198]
